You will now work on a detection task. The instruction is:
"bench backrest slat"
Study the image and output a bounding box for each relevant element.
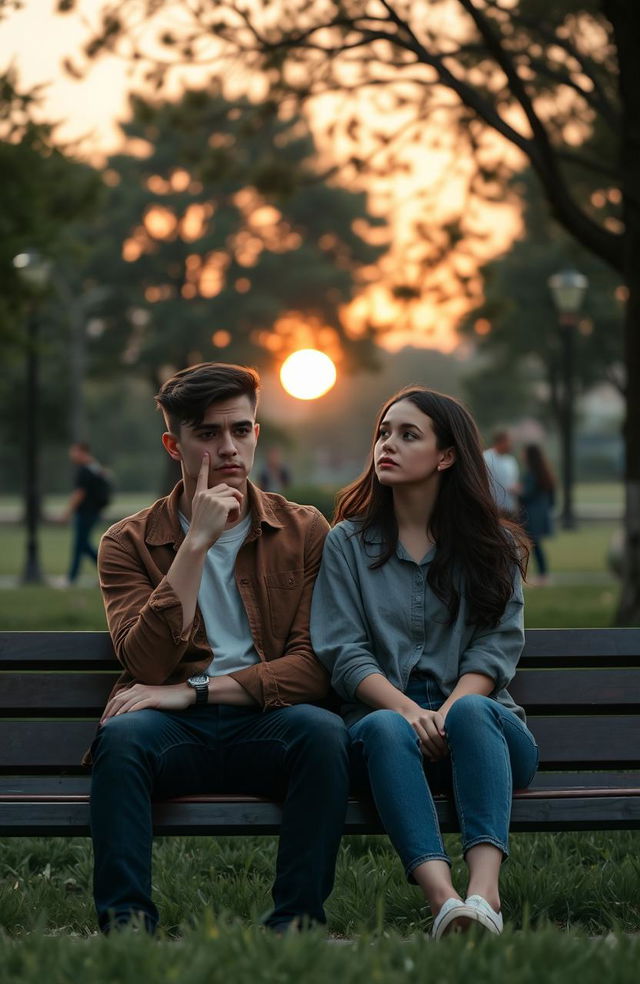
[0,632,117,668]
[521,627,640,661]
[0,721,97,773]
[2,668,639,714]
[530,715,640,767]
[0,673,117,713]
[2,627,640,667]
[509,668,640,708]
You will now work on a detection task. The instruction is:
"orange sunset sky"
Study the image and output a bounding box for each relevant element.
[1,0,524,354]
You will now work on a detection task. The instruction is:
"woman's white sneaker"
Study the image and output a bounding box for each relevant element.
[431,898,477,940]
[464,894,504,934]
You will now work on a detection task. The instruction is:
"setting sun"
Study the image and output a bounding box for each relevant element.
[279,349,337,400]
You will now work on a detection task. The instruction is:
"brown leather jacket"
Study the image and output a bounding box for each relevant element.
[97,481,331,711]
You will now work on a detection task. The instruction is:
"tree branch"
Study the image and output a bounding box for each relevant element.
[454,0,621,270]
[511,7,620,132]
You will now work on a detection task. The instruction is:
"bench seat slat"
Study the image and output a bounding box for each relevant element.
[2,794,640,837]
[2,771,640,799]
[0,778,93,796]
[528,771,640,790]
[1,787,639,804]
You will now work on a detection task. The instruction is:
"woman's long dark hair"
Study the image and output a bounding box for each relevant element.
[524,444,555,493]
[335,387,529,628]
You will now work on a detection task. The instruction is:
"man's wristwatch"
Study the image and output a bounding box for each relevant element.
[187,674,210,706]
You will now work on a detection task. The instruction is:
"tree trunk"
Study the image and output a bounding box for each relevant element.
[616,282,640,625]
[606,0,640,624]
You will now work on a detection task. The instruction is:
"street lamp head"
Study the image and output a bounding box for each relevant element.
[12,250,53,293]
[548,268,589,315]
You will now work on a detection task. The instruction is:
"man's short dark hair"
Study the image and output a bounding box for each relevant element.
[155,363,260,435]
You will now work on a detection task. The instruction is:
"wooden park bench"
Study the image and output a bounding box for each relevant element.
[1,628,640,837]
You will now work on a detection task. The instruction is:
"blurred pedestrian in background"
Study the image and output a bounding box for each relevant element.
[258,445,291,494]
[59,442,112,586]
[483,430,520,520]
[520,444,555,586]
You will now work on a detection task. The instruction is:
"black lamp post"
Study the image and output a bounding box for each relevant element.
[12,250,52,584]
[547,268,588,530]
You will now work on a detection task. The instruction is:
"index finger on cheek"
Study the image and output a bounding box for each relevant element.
[196,452,210,491]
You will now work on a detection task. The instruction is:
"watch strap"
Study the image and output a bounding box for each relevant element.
[188,675,209,706]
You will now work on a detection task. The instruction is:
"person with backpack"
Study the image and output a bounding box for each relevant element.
[60,441,112,585]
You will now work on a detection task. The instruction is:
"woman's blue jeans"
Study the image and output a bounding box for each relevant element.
[90,702,350,933]
[349,680,538,879]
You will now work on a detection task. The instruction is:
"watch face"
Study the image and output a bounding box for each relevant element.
[188,674,209,687]
[188,674,209,706]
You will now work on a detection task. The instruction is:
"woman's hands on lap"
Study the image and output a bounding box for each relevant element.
[354,674,449,761]
[400,703,448,761]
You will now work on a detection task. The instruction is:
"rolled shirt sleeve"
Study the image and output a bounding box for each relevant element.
[98,532,196,683]
[458,571,525,691]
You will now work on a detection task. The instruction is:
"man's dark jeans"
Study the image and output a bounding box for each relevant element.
[90,702,350,933]
[68,508,100,582]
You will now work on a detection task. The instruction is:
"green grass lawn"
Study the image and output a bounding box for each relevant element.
[2,830,640,937]
[0,523,111,579]
[5,520,616,577]
[0,924,637,984]
[544,522,618,573]
[2,829,640,981]
[523,584,617,627]
[0,582,619,631]
[0,586,106,630]
[570,482,623,506]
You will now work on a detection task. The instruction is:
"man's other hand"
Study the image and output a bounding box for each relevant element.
[100,682,196,723]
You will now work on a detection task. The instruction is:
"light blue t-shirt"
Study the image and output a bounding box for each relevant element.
[178,512,259,676]
[483,448,519,514]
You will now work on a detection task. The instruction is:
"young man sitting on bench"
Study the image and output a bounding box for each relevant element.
[89,362,349,935]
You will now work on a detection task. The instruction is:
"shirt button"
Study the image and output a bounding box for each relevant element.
[288,576,295,585]
[240,578,249,585]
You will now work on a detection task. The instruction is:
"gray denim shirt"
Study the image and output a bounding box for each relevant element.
[310,520,525,727]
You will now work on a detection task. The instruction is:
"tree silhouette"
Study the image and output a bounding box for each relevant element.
[82,87,387,389]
